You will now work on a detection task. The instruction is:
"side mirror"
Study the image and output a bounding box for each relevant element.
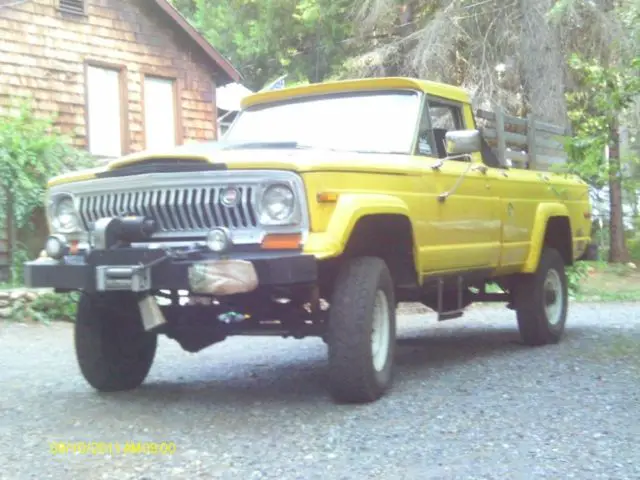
[445,130,482,156]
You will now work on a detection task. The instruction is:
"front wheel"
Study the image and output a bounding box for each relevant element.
[75,292,157,392]
[513,247,568,345]
[326,256,396,404]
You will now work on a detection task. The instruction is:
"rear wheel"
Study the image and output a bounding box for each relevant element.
[326,257,396,404]
[513,248,568,345]
[75,292,157,392]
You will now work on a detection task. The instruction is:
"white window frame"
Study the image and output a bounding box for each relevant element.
[142,75,180,151]
[85,63,126,159]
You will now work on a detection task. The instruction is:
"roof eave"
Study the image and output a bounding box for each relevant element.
[152,0,242,85]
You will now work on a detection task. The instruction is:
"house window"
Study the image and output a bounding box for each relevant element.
[143,76,178,150]
[59,0,86,15]
[86,65,124,158]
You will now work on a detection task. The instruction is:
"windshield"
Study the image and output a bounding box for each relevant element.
[223,90,421,154]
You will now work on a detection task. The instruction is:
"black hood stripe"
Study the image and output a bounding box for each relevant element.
[96,159,228,178]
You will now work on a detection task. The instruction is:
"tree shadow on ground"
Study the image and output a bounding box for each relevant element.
[95,324,584,410]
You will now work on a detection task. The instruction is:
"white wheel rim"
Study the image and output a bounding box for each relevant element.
[543,268,564,326]
[371,290,390,372]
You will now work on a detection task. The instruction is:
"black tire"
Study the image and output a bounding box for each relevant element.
[75,292,157,392]
[326,256,396,404]
[513,247,568,346]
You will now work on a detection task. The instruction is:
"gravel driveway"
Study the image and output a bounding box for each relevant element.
[1,302,640,480]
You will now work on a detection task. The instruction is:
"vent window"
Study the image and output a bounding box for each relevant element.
[59,0,86,16]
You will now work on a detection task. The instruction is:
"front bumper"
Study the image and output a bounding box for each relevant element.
[24,248,318,294]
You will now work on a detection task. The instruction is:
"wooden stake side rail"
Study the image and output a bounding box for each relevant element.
[475,105,570,172]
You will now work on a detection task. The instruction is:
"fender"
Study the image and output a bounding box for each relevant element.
[522,202,571,273]
[303,193,417,262]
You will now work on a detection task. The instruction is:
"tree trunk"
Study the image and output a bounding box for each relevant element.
[607,121,631,263]
[382,1,416,76]
[519,0,569,129]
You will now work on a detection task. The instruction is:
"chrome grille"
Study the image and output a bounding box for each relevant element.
[77,186,258,234]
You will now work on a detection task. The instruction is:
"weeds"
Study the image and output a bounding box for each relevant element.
[10,292,79,323]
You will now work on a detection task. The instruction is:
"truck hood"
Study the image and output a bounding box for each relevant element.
[48,141,421,187]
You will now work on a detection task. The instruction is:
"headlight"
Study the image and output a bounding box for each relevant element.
[50,194,82,233]
[259,184,297,225]
[206,227,232,252]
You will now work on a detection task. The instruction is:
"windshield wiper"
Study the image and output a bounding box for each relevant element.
[351,149,408,155]
[220,141,312,150]
[219,141,406,155]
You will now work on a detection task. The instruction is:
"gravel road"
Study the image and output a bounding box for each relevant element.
[1,302,640,480]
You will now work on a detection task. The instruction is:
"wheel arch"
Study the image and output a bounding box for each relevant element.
[318,212,419,299]
[523,203,573,273]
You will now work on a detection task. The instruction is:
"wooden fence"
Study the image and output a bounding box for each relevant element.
[476,104,571,172]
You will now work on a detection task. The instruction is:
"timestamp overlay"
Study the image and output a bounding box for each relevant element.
[50,441,177,456]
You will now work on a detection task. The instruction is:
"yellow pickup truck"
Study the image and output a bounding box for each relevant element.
[25,77,593,404]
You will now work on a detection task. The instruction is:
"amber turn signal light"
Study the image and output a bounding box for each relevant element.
[261,233,302,250]
[317,192,339,203]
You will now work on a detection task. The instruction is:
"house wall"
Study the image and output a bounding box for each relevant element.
[0,0,223,153]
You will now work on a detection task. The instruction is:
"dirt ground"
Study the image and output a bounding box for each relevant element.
[577,261,640,302]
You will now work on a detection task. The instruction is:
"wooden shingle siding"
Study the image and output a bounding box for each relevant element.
[0,0,224,154]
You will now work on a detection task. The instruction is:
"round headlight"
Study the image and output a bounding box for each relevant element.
[260,184,295,224]
[206,227,232,252]
[44,234,68,260]
[51,196,81,233]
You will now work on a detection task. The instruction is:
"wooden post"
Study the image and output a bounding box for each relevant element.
[6,190,16,283]
[527,114,537,170]
[493,103,506,167]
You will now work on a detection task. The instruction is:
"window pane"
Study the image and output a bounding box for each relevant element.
[86,66,122,158]
[429,105,459,129]
[144,77,176,150]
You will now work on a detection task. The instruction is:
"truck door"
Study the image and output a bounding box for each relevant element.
[414,96,502,273]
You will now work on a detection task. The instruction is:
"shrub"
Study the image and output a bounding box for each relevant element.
[567,261,590,295]
[629,236,640,262]
[10,292,79,323]
[0,98,94,284]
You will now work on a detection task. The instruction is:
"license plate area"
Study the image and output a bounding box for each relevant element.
[188,259,258,295]
[96,265,151,292]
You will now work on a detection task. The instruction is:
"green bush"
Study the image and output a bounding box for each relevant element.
[10,246,31,287]
[629,236,640,261]
[0,98,93,285]
[10,292,79,323]
[567,261,590,295]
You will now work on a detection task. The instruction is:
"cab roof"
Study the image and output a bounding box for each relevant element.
[240,77,471,110]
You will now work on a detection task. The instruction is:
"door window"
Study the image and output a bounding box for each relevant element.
[415,99,464,159]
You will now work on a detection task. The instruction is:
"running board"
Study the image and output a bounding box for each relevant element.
[438,310,464,321]
[436,277,465,322]
[421,268,493,321]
